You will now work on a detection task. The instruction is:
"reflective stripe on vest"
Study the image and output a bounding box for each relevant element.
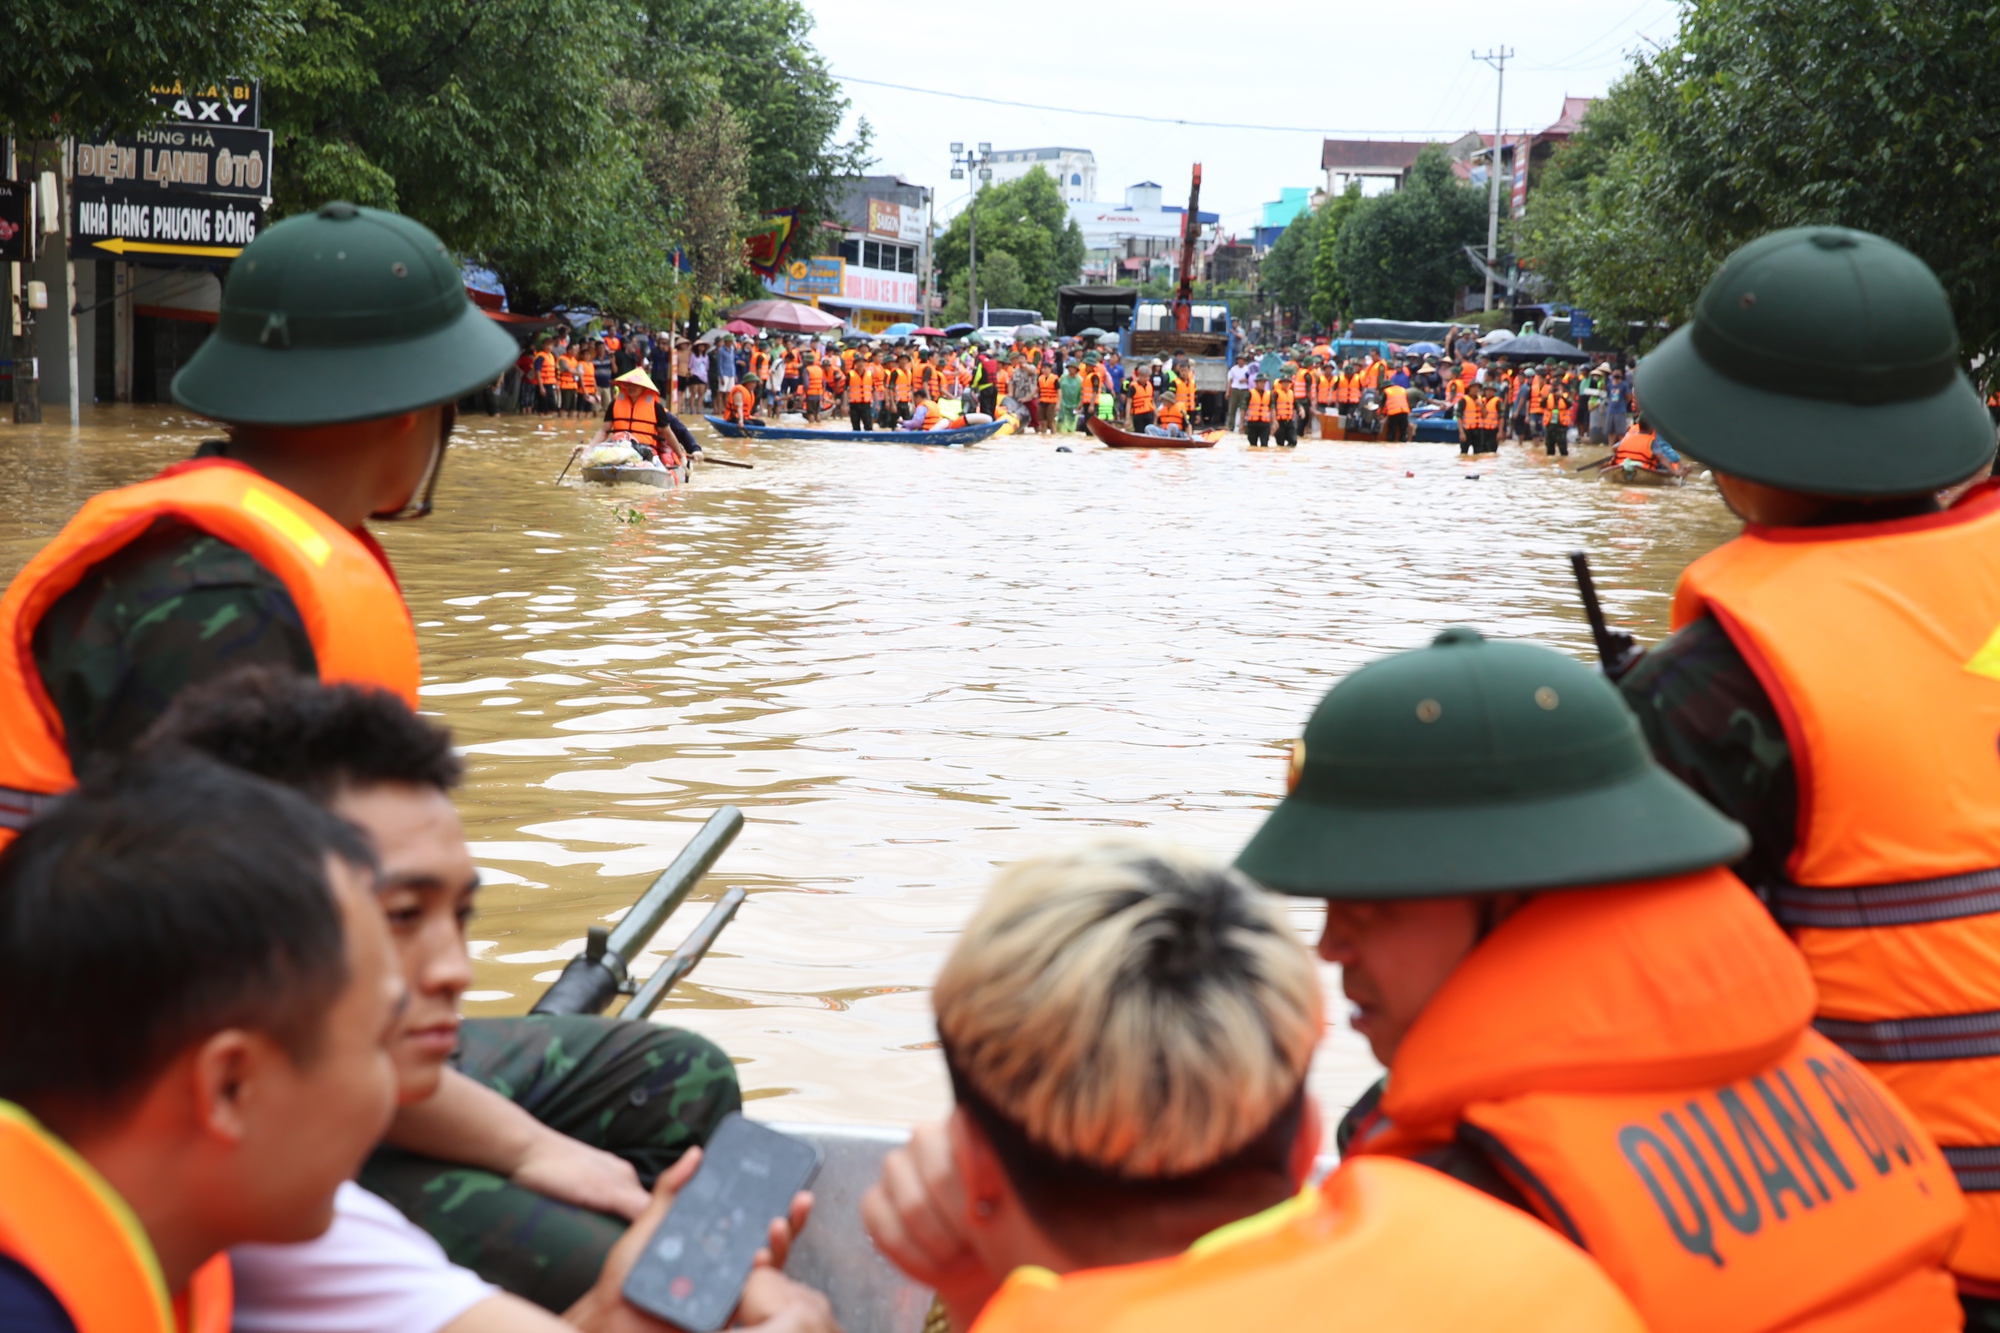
[1673,484,2000,1280]
[0,460,420,845]
[967,1157,1644,1333]
[0,1100,232,1333]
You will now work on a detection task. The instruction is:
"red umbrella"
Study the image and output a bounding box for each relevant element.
[724,319,758,337]
[913,327,945,337]
[730,298,846,334]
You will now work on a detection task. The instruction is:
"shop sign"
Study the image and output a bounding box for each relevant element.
[151,79,260,128]
[865,199,926,245]
[74,125,274,199]
[70,184,266,260]
[843,270,918,308]
[782,256,844,296]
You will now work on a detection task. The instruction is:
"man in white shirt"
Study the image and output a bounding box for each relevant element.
[1225,355,1254,432]
[148,671,832,1333]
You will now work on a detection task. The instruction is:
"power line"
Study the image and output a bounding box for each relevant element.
[833,74,1455,137]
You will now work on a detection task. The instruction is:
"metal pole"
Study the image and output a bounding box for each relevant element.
[1473,48,1513,314]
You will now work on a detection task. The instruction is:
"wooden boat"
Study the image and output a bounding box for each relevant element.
[704,416,1003,447]
[1087,416,1219,449]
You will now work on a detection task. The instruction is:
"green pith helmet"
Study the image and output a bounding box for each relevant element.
[1236,629,1747,899]
[1635,226,1993,497]
[173,201,519,427]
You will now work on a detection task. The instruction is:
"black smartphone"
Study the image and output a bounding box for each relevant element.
[622,1114,822,1333]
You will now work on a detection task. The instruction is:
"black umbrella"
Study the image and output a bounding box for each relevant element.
[1485,332,1591,363]
[943,322,977,338]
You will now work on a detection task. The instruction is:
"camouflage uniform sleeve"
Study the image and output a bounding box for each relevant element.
[1617,613,1798,892]
[30,518,319,768]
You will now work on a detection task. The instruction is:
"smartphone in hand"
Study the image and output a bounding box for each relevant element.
[623,1114,822,1333]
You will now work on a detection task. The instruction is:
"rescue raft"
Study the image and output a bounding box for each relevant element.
[1087,417,1219,449]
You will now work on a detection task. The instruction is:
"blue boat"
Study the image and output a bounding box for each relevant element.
[1410,408,1462,444]
[703,416,1003,447]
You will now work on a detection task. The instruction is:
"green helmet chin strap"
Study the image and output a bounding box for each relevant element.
[372,404,455,522]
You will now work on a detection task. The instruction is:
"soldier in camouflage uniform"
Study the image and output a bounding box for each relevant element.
[7,205,746,1311]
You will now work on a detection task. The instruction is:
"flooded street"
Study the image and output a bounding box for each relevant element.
[2,406,1741,1126]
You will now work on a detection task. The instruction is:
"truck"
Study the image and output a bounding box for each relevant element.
[1056,283,1239,426]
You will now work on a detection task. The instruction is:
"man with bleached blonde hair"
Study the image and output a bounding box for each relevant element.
[862,841,1644,1333]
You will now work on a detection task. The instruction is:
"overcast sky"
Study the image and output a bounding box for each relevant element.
[802,0,1682,231]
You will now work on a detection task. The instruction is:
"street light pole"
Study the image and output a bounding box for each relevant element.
[948,142,992,324]
[1473,47,1514,314]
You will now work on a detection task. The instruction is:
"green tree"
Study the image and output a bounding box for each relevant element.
[262,0,677,316]
[634,0,871,236]
[942,250,1026,323]
[642,97,748,309]
[1516,0,2000,362]
[1261,206,1321,322]
[936,167,1085,317]
[1332,147,1486,319]
[1310,182,1364,324]
[0,0,291,136]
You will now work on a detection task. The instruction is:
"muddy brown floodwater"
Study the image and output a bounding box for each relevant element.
[2,405,1740,1125]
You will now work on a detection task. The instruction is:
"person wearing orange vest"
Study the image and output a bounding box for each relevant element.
[1380,381,1411,442]
[803,356,827,423]
[1154,384,1186,433]
[574,340,600,414]
[1237,630,1968,1333]
[1271,378,1298,449]
[556,344,581,420]
[1037,366,1061,434]
[722,380,756,426]
[0,202,513,850]
[1123,369,1155,434]
[846,352,875,431]
[860,839,1645,1333]
[0,753,404,1333]
[1614,227,2000,1326]
[1243,374,1274,449]
[1609,417,1670,471]
[533,339,560,416]
[579,367,698,470]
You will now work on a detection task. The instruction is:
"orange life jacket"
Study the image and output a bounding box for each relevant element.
[1613,427,1658,465]
[1381,384,1409,416]
[535,351,557,386]
[1313,369,1335,405]
[892,367,912,403]
[609,392,662,446]
[1272,383,1295,416]
[969,1156,1645,1333]
[1128,379,1154,415]
[1245,388,1272,422]
[1079,367,1100,403]
[0,459,420,846]
[1672,482,2000,1285]
[1038,373,1060,404]
[1157,395,1186,427]
[1354,868,1965,1333]
[805,364,825,396]
[1476,396,1501,430]
[1360,361,1383,390]
[577,357,598,395]
[0,1100,233,1333]
[724,384,755,422]
[604,335,621,354]
[557,355,578,391]
[1175,377,1196,412]
[847,366,873,403]
[1338,372,1362,405]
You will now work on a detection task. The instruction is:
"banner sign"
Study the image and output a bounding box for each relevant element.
[782,256,844,296]
[74,126,273,199]
[152,79,260,129]
[865,198,926,244]
[1569,310,1595,339]
[0,182,25,262]
[70,183,266,260]
[743,208,799,279]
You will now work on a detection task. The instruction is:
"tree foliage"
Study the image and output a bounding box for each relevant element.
[1516,0,2000,361]
[1261,206,1321,316]
[643,97,750,307]
[1310,182,1364,324]
[0,0,293,136]
[1330,148,1486,320]
[634,0,870,238]
[936,168,1086,319]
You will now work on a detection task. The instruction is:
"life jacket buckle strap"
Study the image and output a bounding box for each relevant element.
[1767,866,2000,929]
[0,785,61,832]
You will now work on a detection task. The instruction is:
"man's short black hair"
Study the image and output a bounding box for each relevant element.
[0,753,374,1130]
[141,667,460,801]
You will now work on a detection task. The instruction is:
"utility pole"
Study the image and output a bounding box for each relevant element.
[1473,47,1514,314]
[948,143,992,324]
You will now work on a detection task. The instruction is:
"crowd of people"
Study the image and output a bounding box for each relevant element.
[6,202,2000,1333]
